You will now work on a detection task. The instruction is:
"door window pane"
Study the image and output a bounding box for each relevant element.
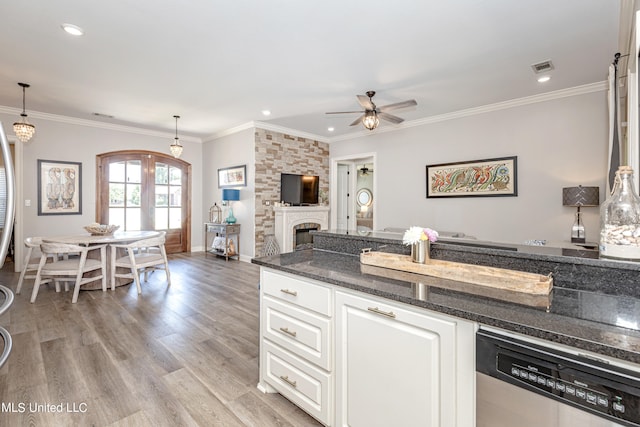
[109,162,125,182]
[109,183,125,207]
[126,208,141,231]
[155,163,168,185]
[169,167,181,185]
[127,183,141,207]
[155,207,168,230]
[169,207,182,229]
[127,160,141,183]
[109,208,125,228]
[169,186,182,207]
[155,186,169,207]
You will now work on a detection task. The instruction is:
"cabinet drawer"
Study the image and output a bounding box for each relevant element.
[225,224,240,234]
[262,270,332,316]
[263,295,331,370]
[263,340,331,425]
[206,224,224,233]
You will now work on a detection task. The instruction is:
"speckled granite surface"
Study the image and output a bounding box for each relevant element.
[253,231,640,365]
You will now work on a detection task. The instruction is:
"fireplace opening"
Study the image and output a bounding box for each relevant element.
[293,223,319,250]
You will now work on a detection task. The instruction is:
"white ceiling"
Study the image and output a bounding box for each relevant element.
[0,0,625,141]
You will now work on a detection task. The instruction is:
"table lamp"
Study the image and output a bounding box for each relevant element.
[562,186,599,243]
[222,189,240,224]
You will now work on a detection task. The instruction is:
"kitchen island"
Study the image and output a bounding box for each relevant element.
[252,230,640,426]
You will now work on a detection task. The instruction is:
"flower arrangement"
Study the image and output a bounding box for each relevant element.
[403,226,439,245]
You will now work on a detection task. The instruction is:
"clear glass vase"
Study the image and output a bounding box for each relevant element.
[599,166,640,260]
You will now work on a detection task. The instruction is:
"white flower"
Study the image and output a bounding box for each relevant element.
[403,226,426,245]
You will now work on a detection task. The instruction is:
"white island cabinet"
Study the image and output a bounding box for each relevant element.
[258,268,477,427]
[258,269,334,425]
[335,290,476,427]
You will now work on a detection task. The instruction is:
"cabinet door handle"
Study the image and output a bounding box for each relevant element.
[280,288,298,296]
[280,375,297,388]
[367,306,396,318]
[279,327,297,338]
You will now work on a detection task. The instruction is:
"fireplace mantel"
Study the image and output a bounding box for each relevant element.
[274,206,330,253]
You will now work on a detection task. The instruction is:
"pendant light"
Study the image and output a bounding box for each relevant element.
[13,83,36,142]
[169,115,183,158]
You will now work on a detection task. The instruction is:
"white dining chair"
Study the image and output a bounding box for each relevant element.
[16,237,56,295]
[31,242,107,303]
[110,232,170,294]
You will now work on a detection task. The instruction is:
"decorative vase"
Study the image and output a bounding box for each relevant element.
[600,166,640,260]
[411,240,430,263]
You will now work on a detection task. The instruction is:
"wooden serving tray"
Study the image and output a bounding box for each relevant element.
[360,251,553,296]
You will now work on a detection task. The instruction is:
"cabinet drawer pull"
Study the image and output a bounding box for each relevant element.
[280,375,297,388]
[280,288,298,296]
[367,306,396,318]
[279,327,297,338]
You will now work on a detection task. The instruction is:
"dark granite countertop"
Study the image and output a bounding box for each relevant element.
[252,248,640,365]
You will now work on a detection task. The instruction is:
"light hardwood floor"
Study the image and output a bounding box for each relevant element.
[0,252,323,426]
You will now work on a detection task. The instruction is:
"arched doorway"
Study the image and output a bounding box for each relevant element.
[96,150,191,253]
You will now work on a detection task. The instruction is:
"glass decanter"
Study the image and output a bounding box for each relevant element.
[600,166,640,260]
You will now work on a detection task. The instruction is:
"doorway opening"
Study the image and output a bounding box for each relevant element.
[330,153,376,232]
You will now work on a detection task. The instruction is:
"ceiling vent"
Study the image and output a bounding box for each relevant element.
[531,60,554,74]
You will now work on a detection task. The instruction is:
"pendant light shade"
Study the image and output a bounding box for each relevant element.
[170,115,183,158]
[13,83,35,142]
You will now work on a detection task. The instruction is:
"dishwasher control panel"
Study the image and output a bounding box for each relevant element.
[498,352,639,425]
[477,329,640,427]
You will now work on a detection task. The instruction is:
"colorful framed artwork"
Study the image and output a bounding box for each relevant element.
[37,159,82,215]
[218,165,247,188]
[426,156,517,198]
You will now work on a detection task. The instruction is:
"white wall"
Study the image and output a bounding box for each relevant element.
[330,90,608,244]
[202,128,255,259]
[0,113,204,258]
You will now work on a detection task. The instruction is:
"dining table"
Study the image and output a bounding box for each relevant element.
[42,230,162,290]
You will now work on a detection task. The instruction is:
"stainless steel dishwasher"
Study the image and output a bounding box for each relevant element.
[476,328,640,427]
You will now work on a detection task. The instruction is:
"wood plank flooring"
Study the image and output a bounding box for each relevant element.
[0,252,323,426]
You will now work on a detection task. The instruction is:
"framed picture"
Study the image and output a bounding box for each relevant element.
[426,156,517,198]
[38,159,82,215]
[218,165,247,188]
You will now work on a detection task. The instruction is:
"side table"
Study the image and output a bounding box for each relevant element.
[205,223,240,260]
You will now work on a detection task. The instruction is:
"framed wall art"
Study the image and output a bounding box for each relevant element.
[218,165,247,188]
[426,156,517,198]
[38,159,82,215]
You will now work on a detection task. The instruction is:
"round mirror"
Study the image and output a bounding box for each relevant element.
[356,188,373,207]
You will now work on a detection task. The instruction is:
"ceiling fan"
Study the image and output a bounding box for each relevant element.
[326,91,417,130]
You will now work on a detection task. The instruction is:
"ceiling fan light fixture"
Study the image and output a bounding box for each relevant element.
[170,115,183,158]
[13,82,36,143]
[362,111,379,130]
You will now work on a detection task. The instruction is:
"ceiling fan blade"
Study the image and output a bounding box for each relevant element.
[378,99,417,112]
[378,112,404,124]
[350,115,365,126]
[325,111,364,114]
[357,95,375,110]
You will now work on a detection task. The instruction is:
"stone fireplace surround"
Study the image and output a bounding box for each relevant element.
[274,206,330,253]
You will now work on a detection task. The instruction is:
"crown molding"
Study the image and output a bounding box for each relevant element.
[0,80,607,145]
[0,106,202,143]
[205,120,330,143]
[328,81,608,143]
[253,121,330,142]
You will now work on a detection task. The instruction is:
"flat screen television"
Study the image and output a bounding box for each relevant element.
[280,173,319,206]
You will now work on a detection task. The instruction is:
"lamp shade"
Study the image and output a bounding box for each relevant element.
[562,186,599,207]
[222,189,240,201]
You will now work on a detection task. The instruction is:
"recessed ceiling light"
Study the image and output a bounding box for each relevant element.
[537,75,551,83]
[262,110,271,116]
[328,127,335,132]
[61,23,84,36]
